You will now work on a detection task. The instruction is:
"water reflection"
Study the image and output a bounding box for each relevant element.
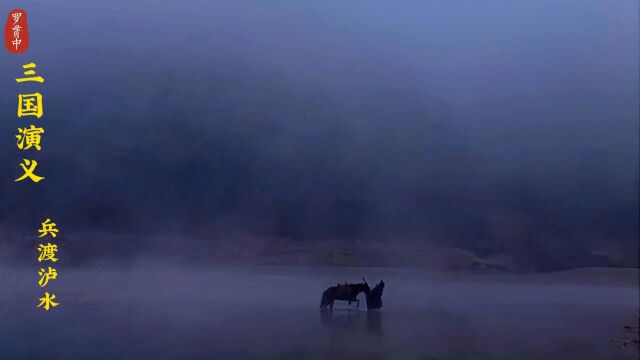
[366,310,383,336]
[320,309,383,336]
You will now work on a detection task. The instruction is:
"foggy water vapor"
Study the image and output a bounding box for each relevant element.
[0,0,637,271]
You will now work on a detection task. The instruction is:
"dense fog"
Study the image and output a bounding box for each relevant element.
[1,0,637,271]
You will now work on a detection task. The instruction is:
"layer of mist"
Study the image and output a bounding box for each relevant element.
[0,0,637,271]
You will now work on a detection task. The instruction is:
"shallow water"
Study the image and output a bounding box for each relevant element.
[1,266,638,359]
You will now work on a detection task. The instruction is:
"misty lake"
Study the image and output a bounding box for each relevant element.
[1,266,637,359]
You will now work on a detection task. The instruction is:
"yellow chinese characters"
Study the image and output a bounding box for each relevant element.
[15,159,45,183]
[39,218,59,238]
[37,243,59,263]
[16,125,44,150]
[38,267,58,287]
[37,292,59,311]
[16,63,47,183]
[16,63,45,83]
[17,93,43,118]
[18,62,57,311]
[35,219,61,311]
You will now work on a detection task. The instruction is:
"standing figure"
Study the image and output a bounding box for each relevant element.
[366,280,385,310]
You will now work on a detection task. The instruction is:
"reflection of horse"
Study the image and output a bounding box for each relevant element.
[320,278,370,310]
[319,307,384,336]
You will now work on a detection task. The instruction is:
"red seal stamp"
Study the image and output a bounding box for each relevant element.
[5,9,29,54]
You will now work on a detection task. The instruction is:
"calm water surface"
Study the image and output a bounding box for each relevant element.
[1,266,638,359]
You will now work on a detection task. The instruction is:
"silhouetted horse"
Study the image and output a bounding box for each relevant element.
[320,278,370,310]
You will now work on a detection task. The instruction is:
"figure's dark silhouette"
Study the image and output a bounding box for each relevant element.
[320,278,370,310]
[366,280,384,310]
